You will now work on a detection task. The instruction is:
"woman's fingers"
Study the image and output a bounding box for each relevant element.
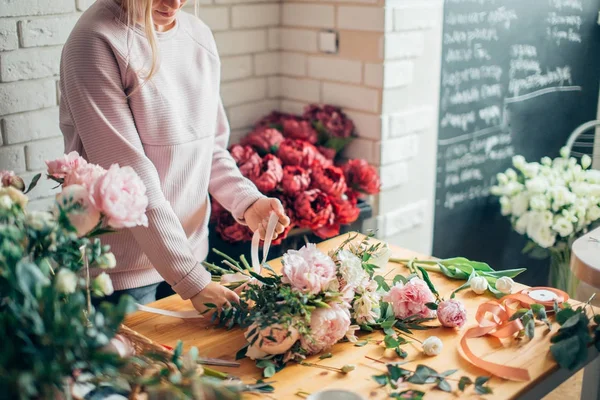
[269,198,290,226]
[275,222,285,235]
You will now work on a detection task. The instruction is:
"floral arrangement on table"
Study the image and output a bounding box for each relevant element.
[490,148,600,295]
[0,156,250,400]
[211,104,381,244]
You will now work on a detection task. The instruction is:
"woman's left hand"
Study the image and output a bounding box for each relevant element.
[244,198,290,240]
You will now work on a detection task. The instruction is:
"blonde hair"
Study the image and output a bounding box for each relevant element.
[121,0,197,87]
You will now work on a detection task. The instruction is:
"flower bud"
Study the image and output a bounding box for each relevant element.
[495,276,515,294]
[55,269,77,294]
[93,272,114,296]
[470,276,488,295]
[97,252,117,269]
[582,154,592,170]
[422,336,443,356]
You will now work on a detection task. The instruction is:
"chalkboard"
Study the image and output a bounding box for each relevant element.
[433,0,600,286]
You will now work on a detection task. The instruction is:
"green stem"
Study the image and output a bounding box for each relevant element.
[201,261,229,275]
[240,254,251,270]
[212,248,241,268]
[390,258,438,266]
[202,366,230,380]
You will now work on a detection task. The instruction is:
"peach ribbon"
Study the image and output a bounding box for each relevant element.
[459,287,569,381]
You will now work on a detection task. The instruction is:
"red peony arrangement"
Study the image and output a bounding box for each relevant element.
[213,104,381,244]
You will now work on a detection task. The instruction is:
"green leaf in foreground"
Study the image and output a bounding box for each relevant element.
[319,353,333,360]
[458,376,473,391]
[392,390,424,400]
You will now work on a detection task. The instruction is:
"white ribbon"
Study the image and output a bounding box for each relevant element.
[136,212,279,318]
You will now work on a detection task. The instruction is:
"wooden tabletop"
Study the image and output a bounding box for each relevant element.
[125,234,597,399]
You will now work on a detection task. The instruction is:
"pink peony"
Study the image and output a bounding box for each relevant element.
[216,212,252,242]
[55,184,101,237]
[301,303,351,354]
[331,194,360,225]
[90,165,148,229]
[248,154,283,193]
[46,151,88,179]
[437,299,467,328]
[294,189,333,231]
[277,139,318,168]
[0,170,25,191]
[282,243,337,294]
[342,159,381,195]
[317,146,337,161]
[245,323,300,359]
[281,165,311,195]
[383,278,436,320]
[314,223,340,239]
[282,118,318,144]
[63,163,106,190]
[310,165,347,197]
[303,104,354,138]
[242,127,284,154]
[229,144,259,166]
[255,111,292,129]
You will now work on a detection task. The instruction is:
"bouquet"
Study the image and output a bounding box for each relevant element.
[490,148,600,294]
[212,104,381,244]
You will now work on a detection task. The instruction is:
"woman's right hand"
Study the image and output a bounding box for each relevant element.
[190,281,240,313]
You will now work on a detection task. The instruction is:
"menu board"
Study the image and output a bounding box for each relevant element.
[433,0,600,285]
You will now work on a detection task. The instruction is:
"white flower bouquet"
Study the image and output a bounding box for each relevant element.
[491,148,600,294]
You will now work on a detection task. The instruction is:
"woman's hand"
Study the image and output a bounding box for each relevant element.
[244,198,290,240]
[190,282,240,313]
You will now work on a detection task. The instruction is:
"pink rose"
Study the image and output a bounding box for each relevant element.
[310,165,347,197]
[383,278,436,320]
[248,154,283,193]
[90,165,149,229]
[245,323,300,359]
[437,299,467,328]
[242,127,285,154]
[63,163,106,190]
[277,139,318,168]
[281,165,311,195]
[282,243,337,294]
[46,151,88,179]
[301,303,351,354]
[282,118,318,144]
[55,184,101,237]
[0,170,25,191]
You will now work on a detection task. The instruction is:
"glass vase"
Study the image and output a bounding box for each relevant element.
[548,244,579,297]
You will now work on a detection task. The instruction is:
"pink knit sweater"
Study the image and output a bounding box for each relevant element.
[58,0,264,299]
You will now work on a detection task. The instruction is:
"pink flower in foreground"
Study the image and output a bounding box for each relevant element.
[0,170,25,191]
[245,323,300,360]
[90,165,148,229]
[46,151,88,179]
[301,303,351,354]
[63,163,106,190]
[383,278,436,320]
[437,299,467,328]
[282,243,337,294]
[55,184,101,237]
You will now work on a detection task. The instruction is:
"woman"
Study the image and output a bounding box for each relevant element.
[58,0,289,310]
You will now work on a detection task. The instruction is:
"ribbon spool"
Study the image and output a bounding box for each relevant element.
[459,287,569,381]
[137,212,280,318]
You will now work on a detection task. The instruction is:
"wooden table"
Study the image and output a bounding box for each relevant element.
[125,234,600,399]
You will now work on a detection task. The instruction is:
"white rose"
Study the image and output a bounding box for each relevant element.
[582,154,592,169]
[512,155,526,170]
[570,182,591,196]
[525,177,549,194]
[470,276,488,294]
[490,185,503,196]
[495,277,514,294]
[560,146,570,158]
[585,170,600,184]
[55,268,77,294]
[529,195,549,211]
[369,243,392,270]
[25,211,55,230]
[496,173,508,185]
[337,249,368,288]
[499,196,512,216]
[552,216,574,237]
[506,169,518,180]
[549,186,576,211]
[532,227,556,249]
[97,252,117,269]
[422,336,443,356]
[505,181,524,196]
[553,157,568,169]
[541,156,552,166]
[523,162,541,178]
[589,184,600,197]
[587,205,600,223]
[93,272,114,296]
[514,213,530,235]
[0,195,12,209]
[510,192,529,217]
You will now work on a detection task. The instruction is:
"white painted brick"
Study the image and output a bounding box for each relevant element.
[254,52,280,76]
[337,6,385,32]
[364,63,383,88]
[344,110,382,140]
[0,20,18,51]
[214,30,267,56]
[268,28,281,50]
[308,57,362,84]
[342,138,379,165]
[2,107,61,144]
[18,15,79,47]
[220,55,253,81]
[282,4,334,28]
[232,4,280,28]
[382,200,427,237]
[280,99,305,115]
[0,80,56,115]
[322,82,380,113]
[220,78,267,107]
[27,196,57,212]
[76,0,95,11]
[227,99,279,130]
[388,107,434,138]
[381,134,419,164]
[281,52,307,77]
[20,170,60,200]
[380,162,409,189]
[385,7,394,32]
[385,32,425,59]
[393,6,437,31]
[383,60,414,88]
[0,145,26,172]
[0,47,62,82]
[25,137,64,170]
[279,77,320,103]
[279,29,318,53]
[196,7,229,31]
[268,76,281,98]
[0,0,74,17]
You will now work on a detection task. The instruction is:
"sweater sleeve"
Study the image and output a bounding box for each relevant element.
[60,33,210,300]
[208,97,266,223]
